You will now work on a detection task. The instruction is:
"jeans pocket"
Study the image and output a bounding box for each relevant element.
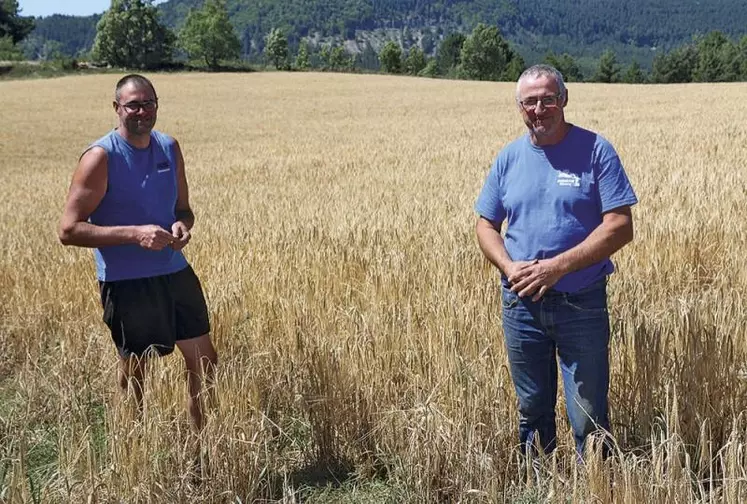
[502,288,520,309]
[562,290,608,314]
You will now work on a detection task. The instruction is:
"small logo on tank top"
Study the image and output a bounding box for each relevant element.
[157,162,171,173]
[556,172,581,187]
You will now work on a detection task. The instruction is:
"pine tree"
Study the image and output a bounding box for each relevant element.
[295,40,310,70]
[265,28,288,70]
[594,50,620,83]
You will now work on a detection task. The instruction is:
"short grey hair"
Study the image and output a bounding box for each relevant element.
[515,64,566,101]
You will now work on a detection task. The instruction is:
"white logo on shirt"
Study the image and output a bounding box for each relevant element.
[556,172,581,187]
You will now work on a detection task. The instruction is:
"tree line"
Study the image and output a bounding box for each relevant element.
[18,0,747,67]
[2,0,747,84]
[266,27,747,84]
[157,0,747,64]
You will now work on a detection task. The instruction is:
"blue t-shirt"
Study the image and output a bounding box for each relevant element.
[475,125,638,292]
[88,130,189,282]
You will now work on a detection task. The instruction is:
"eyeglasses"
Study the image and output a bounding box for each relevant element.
[118,100,158,113]
[518,94,562,111]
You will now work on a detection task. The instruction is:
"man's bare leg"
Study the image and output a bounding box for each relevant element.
[117,354,148,414]
[176,334,218,431]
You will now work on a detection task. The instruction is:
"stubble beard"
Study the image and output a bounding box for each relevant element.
[125,116,156,136]
[531,116,555,137]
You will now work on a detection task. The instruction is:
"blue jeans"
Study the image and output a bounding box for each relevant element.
[501,279,610,457]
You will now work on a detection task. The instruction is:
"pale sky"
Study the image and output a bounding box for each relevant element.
[18,0,166,18]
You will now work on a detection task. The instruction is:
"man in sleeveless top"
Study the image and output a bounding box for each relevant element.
[59,74,217,432]
[475,65,637,459]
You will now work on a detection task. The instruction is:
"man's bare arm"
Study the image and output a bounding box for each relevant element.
[476,217,536,281]
[476,217,512,273]
[549,206,633,276]
[170,140,194,251]
[509,206,634,299]
[173,140,194,229]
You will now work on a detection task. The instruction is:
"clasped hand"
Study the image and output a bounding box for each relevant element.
[135,223,190,251]
[506,259,565,301]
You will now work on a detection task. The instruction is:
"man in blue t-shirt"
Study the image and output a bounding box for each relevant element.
[58,75,217,433]
[475,64,637,457]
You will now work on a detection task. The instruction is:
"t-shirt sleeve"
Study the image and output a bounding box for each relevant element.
[596,143,638,213]
[474,157,507,223]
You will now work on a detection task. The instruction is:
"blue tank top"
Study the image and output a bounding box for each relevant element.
[88,130,188,281]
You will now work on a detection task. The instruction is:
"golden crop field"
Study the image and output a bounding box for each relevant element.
[1,72,746,503]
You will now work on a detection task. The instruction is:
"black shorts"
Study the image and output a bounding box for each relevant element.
[99,265,210,358]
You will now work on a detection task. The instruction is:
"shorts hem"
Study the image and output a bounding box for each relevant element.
[116,344,176,359]
[175,326,211,342]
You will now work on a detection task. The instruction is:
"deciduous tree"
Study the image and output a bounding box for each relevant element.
[92,0,174,69]
[404,46,426,75]
[459,23,518,81]
[179,0,240,70]
[379,40,402,74]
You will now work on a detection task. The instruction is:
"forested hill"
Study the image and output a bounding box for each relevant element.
[157,0,747,49]
[29,0,747,66]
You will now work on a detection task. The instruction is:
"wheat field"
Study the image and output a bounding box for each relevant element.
[1,72,746,503]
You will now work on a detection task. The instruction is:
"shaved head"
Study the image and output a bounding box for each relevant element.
[115,74,157,102]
